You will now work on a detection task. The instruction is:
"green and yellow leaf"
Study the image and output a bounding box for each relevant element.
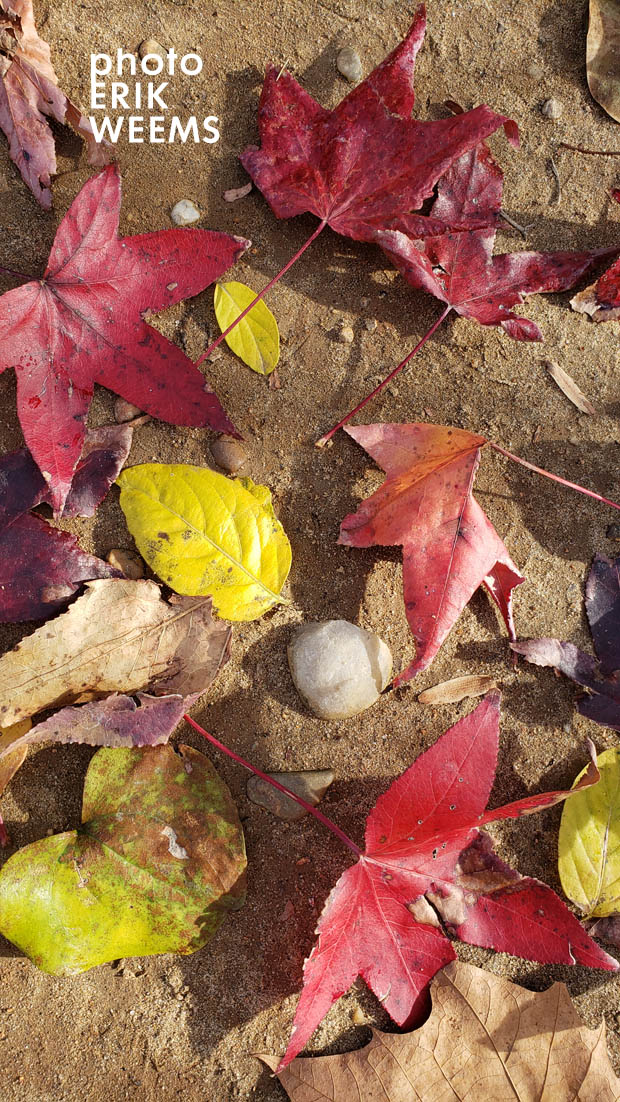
[559,747,620,917]
[0,744,246,975]
[214,281,279,375]
[117,463,291,621]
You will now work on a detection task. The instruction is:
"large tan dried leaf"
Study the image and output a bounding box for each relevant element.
[0,0,108,208]
[0,579,232,727]
[263,960,620,1102]
[587,0,620,123]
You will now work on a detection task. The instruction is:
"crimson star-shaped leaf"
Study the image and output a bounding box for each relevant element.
[0,164,249,513]
[240,5,518,244]
[279,694,616,1070]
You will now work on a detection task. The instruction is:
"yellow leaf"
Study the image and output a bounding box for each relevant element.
[117,464,291,622]
[214,281,279,375]
[559,747,620,917]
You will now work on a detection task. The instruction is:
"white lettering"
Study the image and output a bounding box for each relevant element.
[88,116,124,143]
[147,82,169,110]
[203,116,220,143]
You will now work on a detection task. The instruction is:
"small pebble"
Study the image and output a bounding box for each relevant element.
[607,523,620,540]
[210,436,247,474]
[364,318,377,332]
[171,199,201,226]
[288,620,392,720]
[106,549,145,580]
[114,397,143,423]
[337,324,355,344]
[139,39,168,62]
[247,770,334,821]
[541,98,563,119]
[337,46,363,83]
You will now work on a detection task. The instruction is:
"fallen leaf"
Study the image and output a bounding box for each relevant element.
[223,182,253,202]
[0,579,232,727]
[214,280,280,374]
[57,421,138,519]
[240,6,518,245]
[418,674,496,705]
[0,165,250,513]
[0,421,142,622]
[276,693,616,1070]
[571,193,620,321]
[0,420,137,525]
[247,769,334,821]
[587,0,620,123]
[265,960,620,1101]
[559,747,620,922]
[0,719,30,845]
[377,142,615,341]
[0,693,186,785]
[0,694,186,840]
[0,743,246,973]
[545,360,597,415]
[339,423,524,684]
[0,0,108,207]
[0,512,119,622]
[513,552,620,730]
[117,463,292,621]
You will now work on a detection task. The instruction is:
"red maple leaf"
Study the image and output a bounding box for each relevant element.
[339,422,524,684]
[376,141,615,340]
[239,5,518,245]
[278,694,617,1069]
[0,0,108,208]
[0,165,249,513]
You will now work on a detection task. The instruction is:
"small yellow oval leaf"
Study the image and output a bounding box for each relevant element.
[559,747,620,917]
[117,464,291,621]
[214,281,279,375]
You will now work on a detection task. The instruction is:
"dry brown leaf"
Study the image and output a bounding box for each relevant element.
[223,181,253,202]
[0,720,30,797]
[418,674,496,705]
[545,360,597,415]
[0,0,108,208]
[587,0,620,123]
[0,579,232,727]
[263,960,620,1102]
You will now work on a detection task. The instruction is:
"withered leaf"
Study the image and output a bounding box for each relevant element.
[0,579,232,727]
[544,360,597,415]
[587,0,620,123]
[418,674,496,705]
[264,960,620,1101]
[0,0,108,207]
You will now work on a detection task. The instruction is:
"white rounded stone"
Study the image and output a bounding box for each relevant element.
[337,46,363,83]
[288,620,392,720]
[171,199,201,226]
[541,97,563,119]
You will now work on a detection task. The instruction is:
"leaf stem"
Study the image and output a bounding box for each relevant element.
[488,441,620,511]
[559,142,620,156]
[316,305,452,447]
[183,714,362,856]
[0,265,29,281]
[196,219,328,366]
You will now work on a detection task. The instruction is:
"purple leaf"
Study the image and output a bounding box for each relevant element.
[0,513,118,623]
[513,553,620,732]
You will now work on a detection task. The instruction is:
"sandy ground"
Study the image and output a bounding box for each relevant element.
[1,0,620,1098]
